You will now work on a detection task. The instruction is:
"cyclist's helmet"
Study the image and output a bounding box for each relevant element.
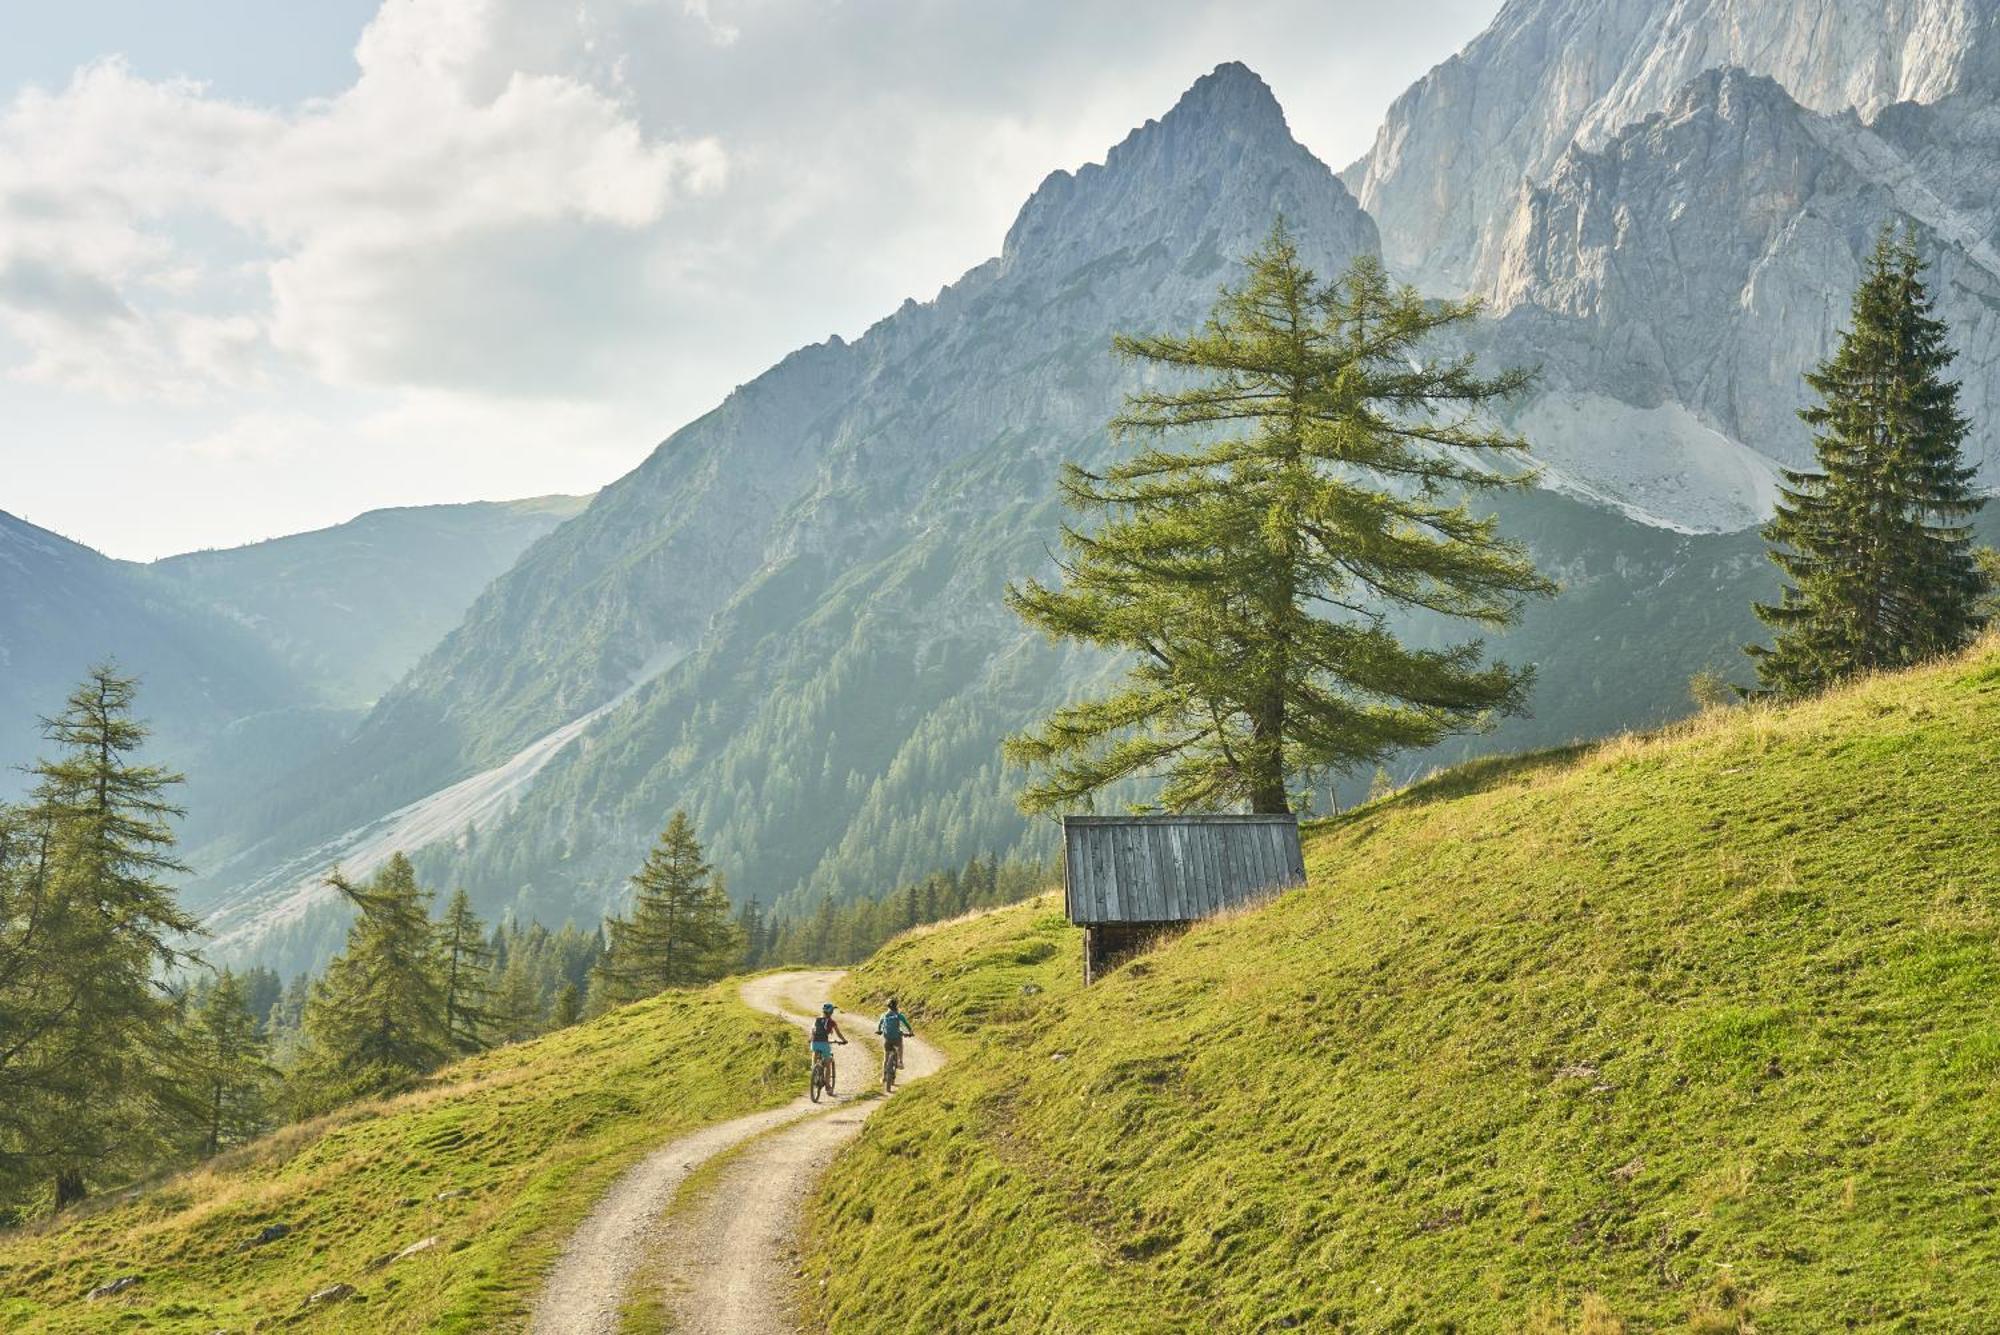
[888,996,900,1010]
[821,1003,836,1014]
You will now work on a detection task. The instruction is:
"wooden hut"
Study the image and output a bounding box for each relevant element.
[1062,814,1307,983]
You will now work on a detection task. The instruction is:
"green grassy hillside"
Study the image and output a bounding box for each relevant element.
[0,987,794,1333]
[809,644,2000,1332]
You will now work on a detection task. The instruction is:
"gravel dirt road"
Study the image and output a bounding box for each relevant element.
[529,969,942,1335]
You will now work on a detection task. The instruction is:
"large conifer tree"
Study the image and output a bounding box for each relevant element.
[1006,225,1552,814]
[1750,229,1987,695]
[593,811,738,1003]
[0,667,196,1206]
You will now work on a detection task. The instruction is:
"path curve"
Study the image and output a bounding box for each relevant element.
[654,972,945,1334]
[529,969,943,1335]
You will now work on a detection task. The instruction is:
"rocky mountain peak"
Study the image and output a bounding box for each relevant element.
[1002,61,1373,272]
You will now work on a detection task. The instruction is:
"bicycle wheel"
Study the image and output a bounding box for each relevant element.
[883,1047,897,1093]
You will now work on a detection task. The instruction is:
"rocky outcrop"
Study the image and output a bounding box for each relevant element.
[1479,67,2000,528]
[1347,0,1998,291]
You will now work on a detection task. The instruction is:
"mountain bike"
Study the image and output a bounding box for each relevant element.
[882,1040,904,1093]
[810,1040,846,1102]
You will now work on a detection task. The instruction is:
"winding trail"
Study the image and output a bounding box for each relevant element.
[529,969,944,1335]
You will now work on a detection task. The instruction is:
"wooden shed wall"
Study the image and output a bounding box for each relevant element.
[1062,815,1306,925]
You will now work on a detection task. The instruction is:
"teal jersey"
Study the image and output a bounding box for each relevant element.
[877,1010,912,1041]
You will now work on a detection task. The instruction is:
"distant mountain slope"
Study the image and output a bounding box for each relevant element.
[147,495,587,709]
[0,496,589,855]
[0,510,302,808]
[815,641,2000,1329]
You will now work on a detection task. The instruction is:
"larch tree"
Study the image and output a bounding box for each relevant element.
[295,853,451,1109]
[1006,224,1552,814]
[170,970,275,1158]
[1750,229,1987,695]
[1,666,198,1208]
[437,887,494,1055]
[592,811,739,1004]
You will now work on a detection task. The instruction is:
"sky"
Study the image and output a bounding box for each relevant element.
[2,0,1500,560]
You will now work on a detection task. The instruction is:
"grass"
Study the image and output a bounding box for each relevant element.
[804,645,2000,1331]
[0,985,797,1333]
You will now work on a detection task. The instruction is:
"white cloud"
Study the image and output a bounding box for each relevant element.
[4,0,1501,558]
[0,2,725,402]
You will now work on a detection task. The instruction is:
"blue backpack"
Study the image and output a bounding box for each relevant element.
[811,1015,832,1043]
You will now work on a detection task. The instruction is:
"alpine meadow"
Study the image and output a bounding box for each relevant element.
[5,2,2000,1332]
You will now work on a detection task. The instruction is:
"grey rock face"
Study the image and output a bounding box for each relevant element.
[1480,67,2000,527]
[1348,0,1997,292]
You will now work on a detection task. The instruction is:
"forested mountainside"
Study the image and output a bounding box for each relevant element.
[191,10,2000,973]
[0,498,583,849]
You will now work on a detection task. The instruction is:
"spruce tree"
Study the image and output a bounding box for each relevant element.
[168,971,275,1157]
[1006,225,1551,814]
[487,952,544,1043]
[437,888,494,1055]
[1,667,197,1207]
[295,854,450,1108]
[550,981,582,1029]
[592,811,739,1004]
[1751,229,1987,695]
[735,898,767,969]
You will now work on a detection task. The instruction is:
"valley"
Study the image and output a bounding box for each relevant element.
[6,1,2000,1329]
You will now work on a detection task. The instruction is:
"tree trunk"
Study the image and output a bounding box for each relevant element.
[54,1166,86,1209]
[1248,708,1289,815]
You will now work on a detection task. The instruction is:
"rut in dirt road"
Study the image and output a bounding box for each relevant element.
[527,969,943,1335]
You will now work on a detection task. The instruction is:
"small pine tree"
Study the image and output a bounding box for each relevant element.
[591,811,739,1004]
[549,981,582,1029]
[437,888,494,1055]
[172,971,275,1157]
[1974,547,2000,625]
[294,854,451,1109]
[1006,224,1550,813]
[735,898,767,969]
[1750,229,1987,695]
[487,952,544,1044]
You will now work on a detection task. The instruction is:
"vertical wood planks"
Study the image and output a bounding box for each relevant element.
[1061,815,1306,928]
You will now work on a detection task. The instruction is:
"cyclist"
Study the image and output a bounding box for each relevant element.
[810,1003,848,1087]
[877,997,914,1089]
